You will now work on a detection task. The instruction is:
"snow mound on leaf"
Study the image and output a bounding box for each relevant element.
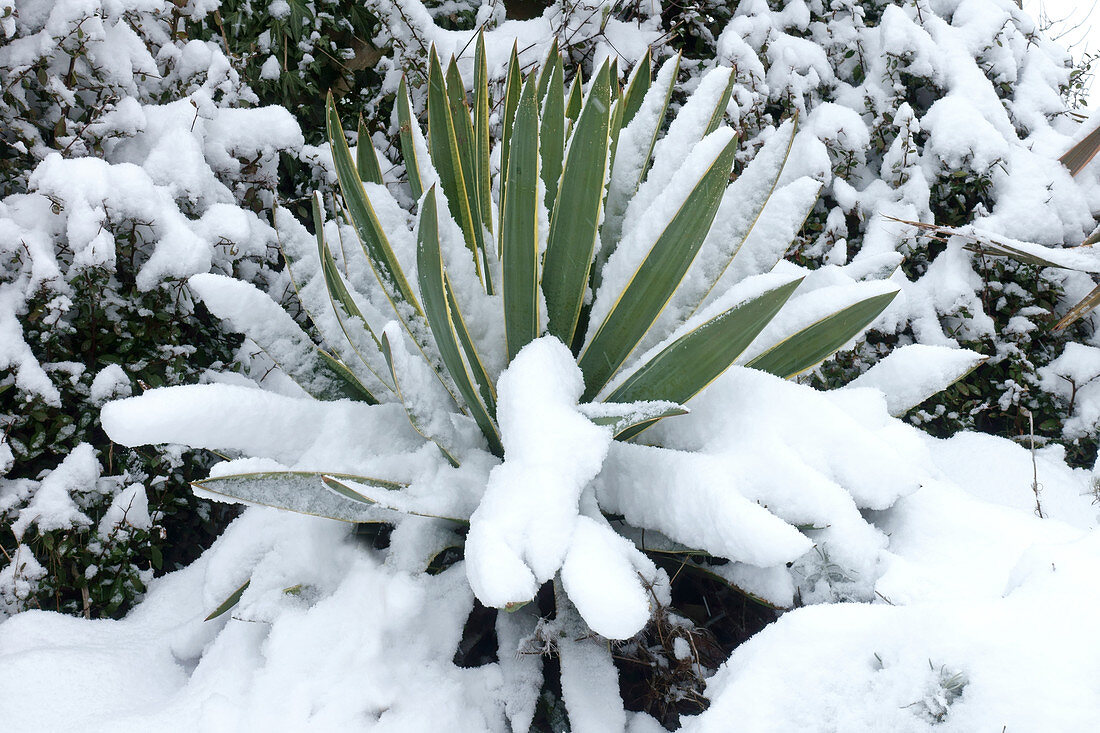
[465,337,611,608]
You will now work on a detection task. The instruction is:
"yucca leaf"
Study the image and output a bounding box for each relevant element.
[474,31,493,236]
[747,290,899,378]
[565,69,583,127]
[598,54,681,277]
[444,56,489,268]
[416,189,503,456]
[1054,281,1100,331]
[501,73,542,363]
[538,44,565,215]
[428,50,488,287]
[884,216,1100,271]
[619,48,651,129]
[276,203,396,399]
[843,344,987,416]
[317,349,380,403]
[682,117,799,321]
[536,38,560,101]
[1085,225,1100,247]
[443,58,478,176]
[326,93,422,315]
[607,279,802,437]
[323,475,471,524]
[192,471,404,523]
[499,42,522,242]
[704,70,737,135]
[651,555,784,609]
[204,579,250,621]
[397,76,424,199]
[579,133,739,400]
[579,401,688,439]
[356,115,384,185]
[379,329,461,468]
[445,278,497,416]
[961,240,1063,269]
[319,190,454,406]
[615,523,712,557]
[312,195,378,346]
[426,543,465,575]
[544,60,612,346]
[325,155,464,412]
[311,197,395,396]
[606,66,625,176]
[630,65,734,216]
[618,524,788,607]
[1060,121,1100,176]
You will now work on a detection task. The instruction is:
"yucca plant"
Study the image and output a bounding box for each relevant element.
[103,37,956,728]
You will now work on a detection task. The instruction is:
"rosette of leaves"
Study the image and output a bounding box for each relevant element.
[104,38,943,728]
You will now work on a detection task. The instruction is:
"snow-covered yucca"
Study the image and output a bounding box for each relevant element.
[102,37,980,719]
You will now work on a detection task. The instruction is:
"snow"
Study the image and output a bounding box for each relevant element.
[11,388,1100,730]
[495,608,543,731]
[557,587,628,733]
[97,483,151,536]
[89,364,132,406]
[465,337,611,609]
[0,512,506,731]
[102,382,425,472]
[712,176,822,291]
[1040,342,1100,439]
[30,155,211,290]
[6,353,1100,730]
[0,545,45,617]
[0,285,61,406]
[560,514,664,639]
[10,443,98,540]
[597,440,814,570]
[685,530,1100,732]
[259,55,281,80]
[844,344,986,416]
[925,432,1098,531]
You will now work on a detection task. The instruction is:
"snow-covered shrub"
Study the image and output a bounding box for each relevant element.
[684,0,1100,463]
[0,0,303,617]
[194,0,384,143]
[100,41,985,727]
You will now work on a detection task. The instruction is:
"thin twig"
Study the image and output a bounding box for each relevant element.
[1021,407,1044,519]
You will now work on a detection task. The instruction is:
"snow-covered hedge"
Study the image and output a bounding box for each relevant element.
[0,0,302,616]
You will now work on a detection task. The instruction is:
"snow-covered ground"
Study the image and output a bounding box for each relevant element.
[2,361,1099,731]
